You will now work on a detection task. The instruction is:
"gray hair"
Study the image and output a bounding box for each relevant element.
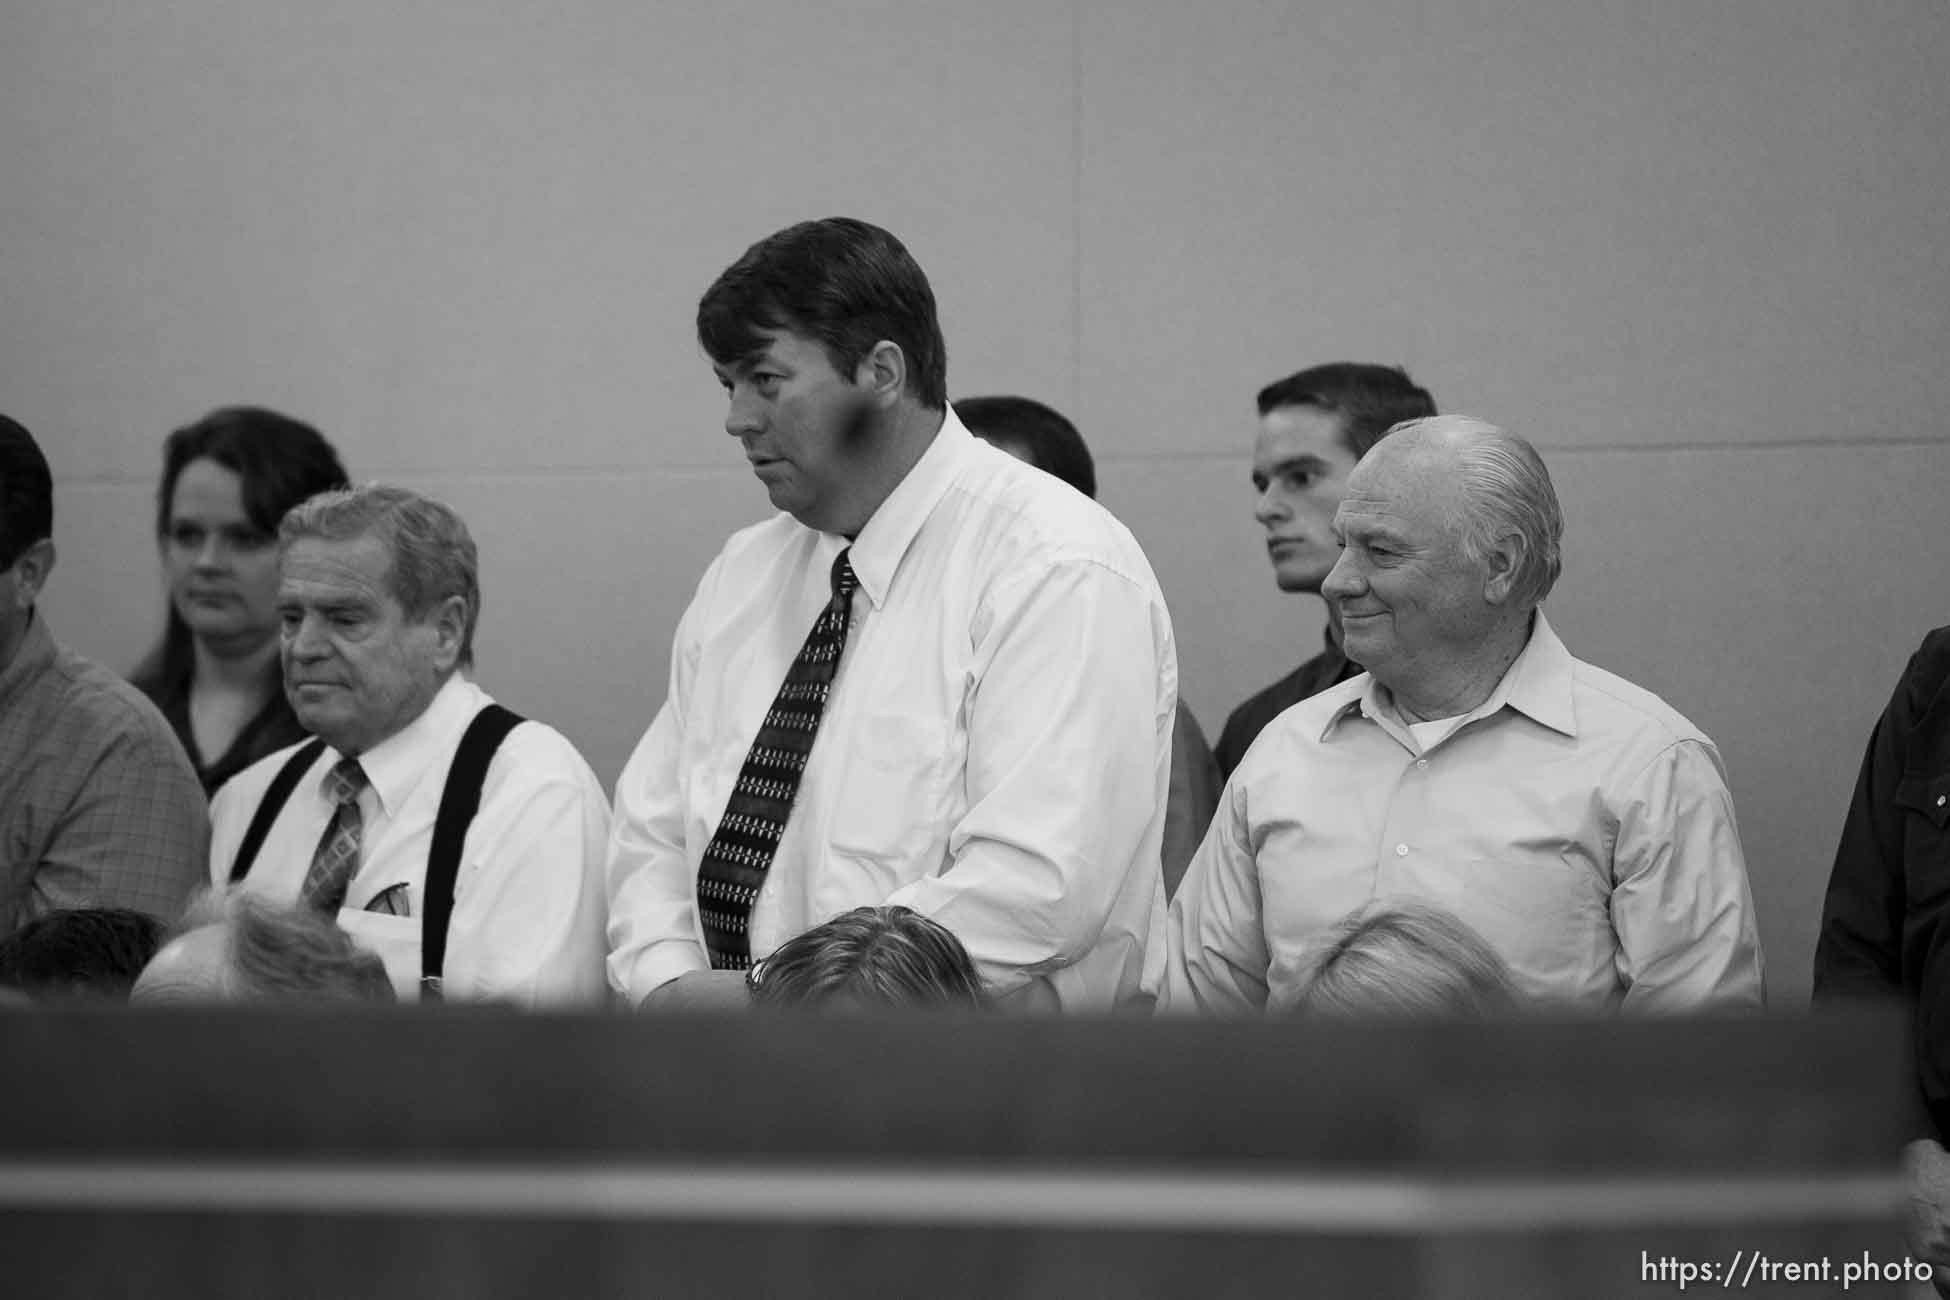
[144,887,395,1004]
[280,483,481,667]
[1275,901,1520,1019]
[1391,415,1564,608]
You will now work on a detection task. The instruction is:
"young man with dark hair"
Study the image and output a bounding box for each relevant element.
[608,218,1176,1013]
[954,395,1097,499]
[0,414,206,933]
[1214,363,1437,778]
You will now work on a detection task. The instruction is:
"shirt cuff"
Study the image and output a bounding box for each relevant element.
[610,941,711,1009]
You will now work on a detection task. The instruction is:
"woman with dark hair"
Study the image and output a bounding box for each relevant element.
[129,407,348,794]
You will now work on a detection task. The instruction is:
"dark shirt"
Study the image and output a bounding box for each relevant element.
[1163,700,1222,899]
[1213,628,1363,780]
[1813,624,1950,1139]
[140,665,310,797]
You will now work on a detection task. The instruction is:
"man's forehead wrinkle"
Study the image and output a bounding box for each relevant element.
[1334,471,1397,519]
[281,564,384,596]
[278,543,394,609]
[1339,510,1412,546]
[1335,483,1431,547]
[1346,437,1460,516]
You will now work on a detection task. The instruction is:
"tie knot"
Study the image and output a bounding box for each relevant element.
[323,758,368,806]
[831,549,858,600]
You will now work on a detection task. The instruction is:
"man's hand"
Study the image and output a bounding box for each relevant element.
[636,970,752,1013]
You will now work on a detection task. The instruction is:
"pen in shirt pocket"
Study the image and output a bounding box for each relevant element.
[364,883,412,917]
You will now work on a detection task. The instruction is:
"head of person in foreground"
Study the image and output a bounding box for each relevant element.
[1272,901,1521,1019]
[131,887,396,1005]
[748,905,987,1011]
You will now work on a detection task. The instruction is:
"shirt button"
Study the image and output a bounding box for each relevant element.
[1395,843,1409,857]
[1939,795,1947,808]
[1416,759,1429,770]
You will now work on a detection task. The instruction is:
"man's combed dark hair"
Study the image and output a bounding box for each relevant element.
[1255,363,1436,459]
[698,218,948,409]
[956,396,1097,499]
[0,908,164,1000]
[0,413,53,570]
[749,905,986,1010]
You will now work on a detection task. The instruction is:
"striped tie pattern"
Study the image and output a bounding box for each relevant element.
[697,549,859,969]
[300,758,369,915]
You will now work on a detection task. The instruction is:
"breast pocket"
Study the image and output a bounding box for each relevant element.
[335,910,422,1002]
[827,711,958,877]
[1896,772,1950,909]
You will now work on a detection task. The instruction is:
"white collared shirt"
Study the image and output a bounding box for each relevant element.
[1165,613,1766,1015]
[606,408,1176,1011]
[209,675,612,1005]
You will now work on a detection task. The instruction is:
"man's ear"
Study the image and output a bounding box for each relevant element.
[856,340,907,408]
[1481,531,1526,606]
[427,594,469,672]
[8,539,56,608]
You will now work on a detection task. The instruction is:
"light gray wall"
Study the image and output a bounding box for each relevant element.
[7,0,1948,1004]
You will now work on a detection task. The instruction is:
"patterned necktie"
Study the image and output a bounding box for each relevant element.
[300,757,369,914]
[697,548,859,969]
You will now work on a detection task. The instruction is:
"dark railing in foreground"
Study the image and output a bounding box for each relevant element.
[0,1006,1916,1299]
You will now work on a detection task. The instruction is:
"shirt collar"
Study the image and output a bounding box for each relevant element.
[1487,611,1578,737]
[0,610,56,711]
[840,406,972,610]
[332,673,477,819]
[1319,691,1368,742]
[1320,611,1578,742]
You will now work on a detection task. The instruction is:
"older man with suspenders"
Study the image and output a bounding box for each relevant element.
[209,484,609,1005]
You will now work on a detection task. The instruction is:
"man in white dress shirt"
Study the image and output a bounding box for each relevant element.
[606,217,1176,1012]
[1166,416,1765,1014]
[208,485,610,1005]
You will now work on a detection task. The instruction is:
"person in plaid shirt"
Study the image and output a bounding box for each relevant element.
[0,414,206,934]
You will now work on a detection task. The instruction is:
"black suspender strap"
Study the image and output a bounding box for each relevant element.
[228,739,328,882]
[420,703,526,999]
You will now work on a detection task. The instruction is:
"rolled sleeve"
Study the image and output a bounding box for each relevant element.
[1611,739,1766,1012]
[1162,773,1270,1016]
[605,579,714,1006]
[450,742,612,1007]
[884,557,1170,1003]
[605,701,711,1004]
